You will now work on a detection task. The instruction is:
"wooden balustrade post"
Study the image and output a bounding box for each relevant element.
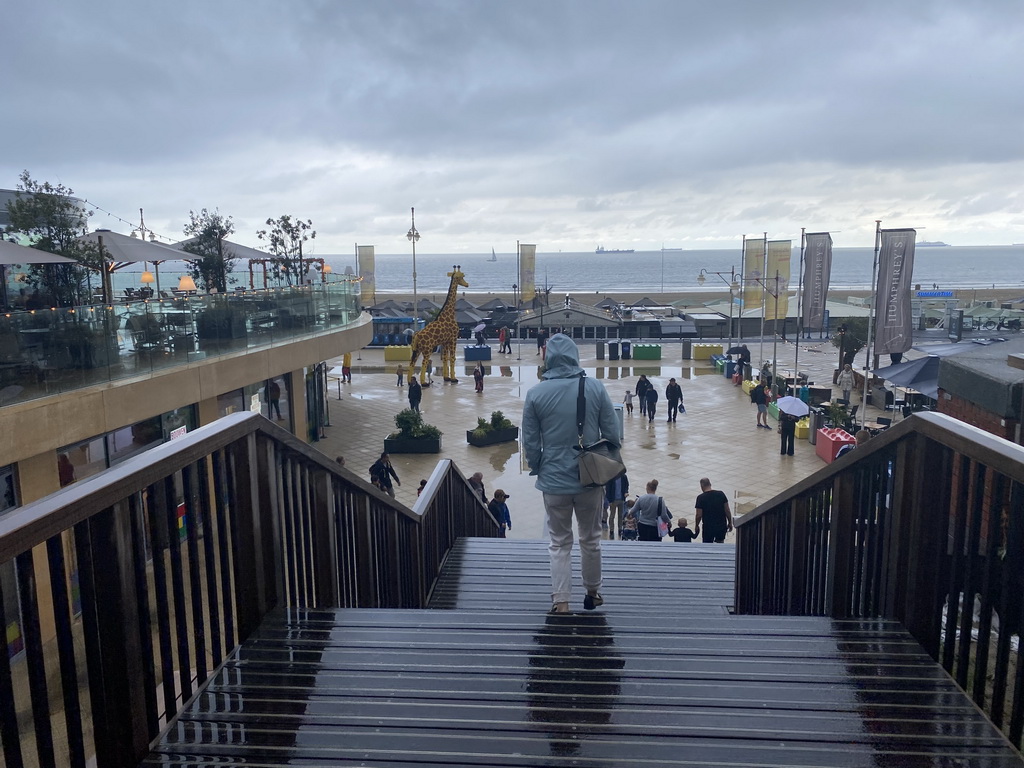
[787,496,810,615]
[310,468,337,606]
[895,433,952,659]
[827,473,856,618]
[76,503,150,766]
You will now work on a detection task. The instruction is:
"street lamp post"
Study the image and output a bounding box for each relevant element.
[131,208,162,295]
[697,267,741,349]
[406,207,420,324]
[512,282,521,360]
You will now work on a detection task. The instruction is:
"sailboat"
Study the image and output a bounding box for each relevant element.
[488,248,497,262]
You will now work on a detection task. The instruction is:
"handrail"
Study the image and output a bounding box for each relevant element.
[735,410,1024,751]
[0,411,497,767]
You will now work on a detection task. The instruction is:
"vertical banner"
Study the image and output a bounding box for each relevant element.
[764,240,791,320]
[357,245,375,305]
[802,232,832,330]
[741,237,765,312]
[873,229,917,354]
[520,243,537,305]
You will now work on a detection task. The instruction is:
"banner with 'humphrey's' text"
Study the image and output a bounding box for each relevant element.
[764,240,792,320]
[802,232,832,330]
[357,245,375,306]
[519,244,537,305]
[741,237,765,312]
[873,229,916,355]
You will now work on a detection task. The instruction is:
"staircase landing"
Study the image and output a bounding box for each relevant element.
[144,540,1024,766]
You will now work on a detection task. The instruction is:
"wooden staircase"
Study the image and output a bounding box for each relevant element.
[143,540,1024,766]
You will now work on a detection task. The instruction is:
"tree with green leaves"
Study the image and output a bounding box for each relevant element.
[4,171,100,306]
[180,208,236,293]
[257,215,316,286]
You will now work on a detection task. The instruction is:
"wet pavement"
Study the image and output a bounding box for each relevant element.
[320,337,893,541]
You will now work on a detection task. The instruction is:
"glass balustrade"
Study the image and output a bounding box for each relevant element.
[0,280,360,407]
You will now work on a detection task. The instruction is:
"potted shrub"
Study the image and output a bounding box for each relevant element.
[384,408,443,454]
[466,410,519,447]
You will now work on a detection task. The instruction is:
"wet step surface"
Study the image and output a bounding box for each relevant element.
[428,538,738,614]
[144,540,1024,767]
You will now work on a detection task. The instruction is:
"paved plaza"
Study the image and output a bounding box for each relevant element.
[319,336,894,541]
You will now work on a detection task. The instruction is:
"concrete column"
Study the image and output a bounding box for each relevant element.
[197,395,221,427]
[290,369,309,443]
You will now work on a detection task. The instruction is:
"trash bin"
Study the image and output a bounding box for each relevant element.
[621,340,632,360]
[608,341,620,360]
[682,339,692,359]
[808,409,822,445]
[596,340,605,360]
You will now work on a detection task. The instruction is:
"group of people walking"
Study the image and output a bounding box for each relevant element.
[603,475,733,544]
[630,374,685,423]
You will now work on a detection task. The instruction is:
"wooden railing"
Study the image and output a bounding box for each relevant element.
[0,412,497,767]
[736,411,1024,749]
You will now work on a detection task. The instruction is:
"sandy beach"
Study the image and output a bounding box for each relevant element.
[372,286,1024,310]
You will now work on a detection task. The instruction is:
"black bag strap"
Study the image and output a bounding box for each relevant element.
[576,376,587,449]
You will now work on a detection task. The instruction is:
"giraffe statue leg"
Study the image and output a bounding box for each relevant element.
[419,352,433,385]
[443,343,458,382]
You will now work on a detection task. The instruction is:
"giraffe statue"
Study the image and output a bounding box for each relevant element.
[409,265,469,384]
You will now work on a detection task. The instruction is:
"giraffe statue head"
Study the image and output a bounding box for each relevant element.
[447,265,469,291]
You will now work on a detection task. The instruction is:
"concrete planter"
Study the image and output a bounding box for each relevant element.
[466,426,519,447]
[383,436,442,454]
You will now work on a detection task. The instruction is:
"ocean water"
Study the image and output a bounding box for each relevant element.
[321,244,1024,295]
[90,244,1024,297]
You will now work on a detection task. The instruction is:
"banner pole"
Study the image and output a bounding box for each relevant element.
[759,233,767,365]
[795,227,805,379]
[863,220,882,426]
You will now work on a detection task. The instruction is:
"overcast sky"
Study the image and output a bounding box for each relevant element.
[4,0,1022,253]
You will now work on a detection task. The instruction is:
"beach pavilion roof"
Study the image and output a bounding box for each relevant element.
[455,298,478,310]
[631,297,659,308]
[476,297,508,310]
[594,297,620,309]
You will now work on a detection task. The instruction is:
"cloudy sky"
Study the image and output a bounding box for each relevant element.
[4,0,1022,253]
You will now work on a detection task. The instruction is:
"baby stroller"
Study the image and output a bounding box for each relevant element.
[620,504,639,541]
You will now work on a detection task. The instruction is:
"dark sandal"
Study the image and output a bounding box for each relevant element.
[583,593,604,611]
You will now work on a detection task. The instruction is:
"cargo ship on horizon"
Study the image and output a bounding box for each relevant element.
[596,245,635,254]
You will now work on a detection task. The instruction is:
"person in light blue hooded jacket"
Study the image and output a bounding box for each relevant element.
[523,333,621,614]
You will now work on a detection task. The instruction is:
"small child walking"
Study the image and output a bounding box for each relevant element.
[669,517,697,542]
[396,363,405,387]
[623,390,634,414]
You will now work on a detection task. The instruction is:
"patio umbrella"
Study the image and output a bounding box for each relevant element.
[872,355,940,400]
[0,240,78,265]
[78,229,186,299]
[0,241,78,309]
[775,395,810,418]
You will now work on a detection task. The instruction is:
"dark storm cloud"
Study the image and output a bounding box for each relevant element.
[3,0,1022,249]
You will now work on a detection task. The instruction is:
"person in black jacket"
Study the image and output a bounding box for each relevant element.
[370,452,401,497]
[645,385,659,424]
[751,381,770,429]
[603,473,630,539]
[635,375,651,417]
[408,377,422,412]
[779,411,797,456]
[665,378,683,422]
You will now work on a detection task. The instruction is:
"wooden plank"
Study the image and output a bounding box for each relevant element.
[144,540,1024,767]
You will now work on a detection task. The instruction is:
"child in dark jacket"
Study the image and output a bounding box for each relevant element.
[669,517,697,542]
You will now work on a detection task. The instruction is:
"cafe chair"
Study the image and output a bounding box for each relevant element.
[875,417,892,428]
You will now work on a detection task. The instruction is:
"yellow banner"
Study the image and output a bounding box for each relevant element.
[357,245,375,305]
[742,238,765,312]
[520,244,536,305]
[764,240,792,320]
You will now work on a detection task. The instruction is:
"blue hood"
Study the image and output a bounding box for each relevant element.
[542,334,584,379]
